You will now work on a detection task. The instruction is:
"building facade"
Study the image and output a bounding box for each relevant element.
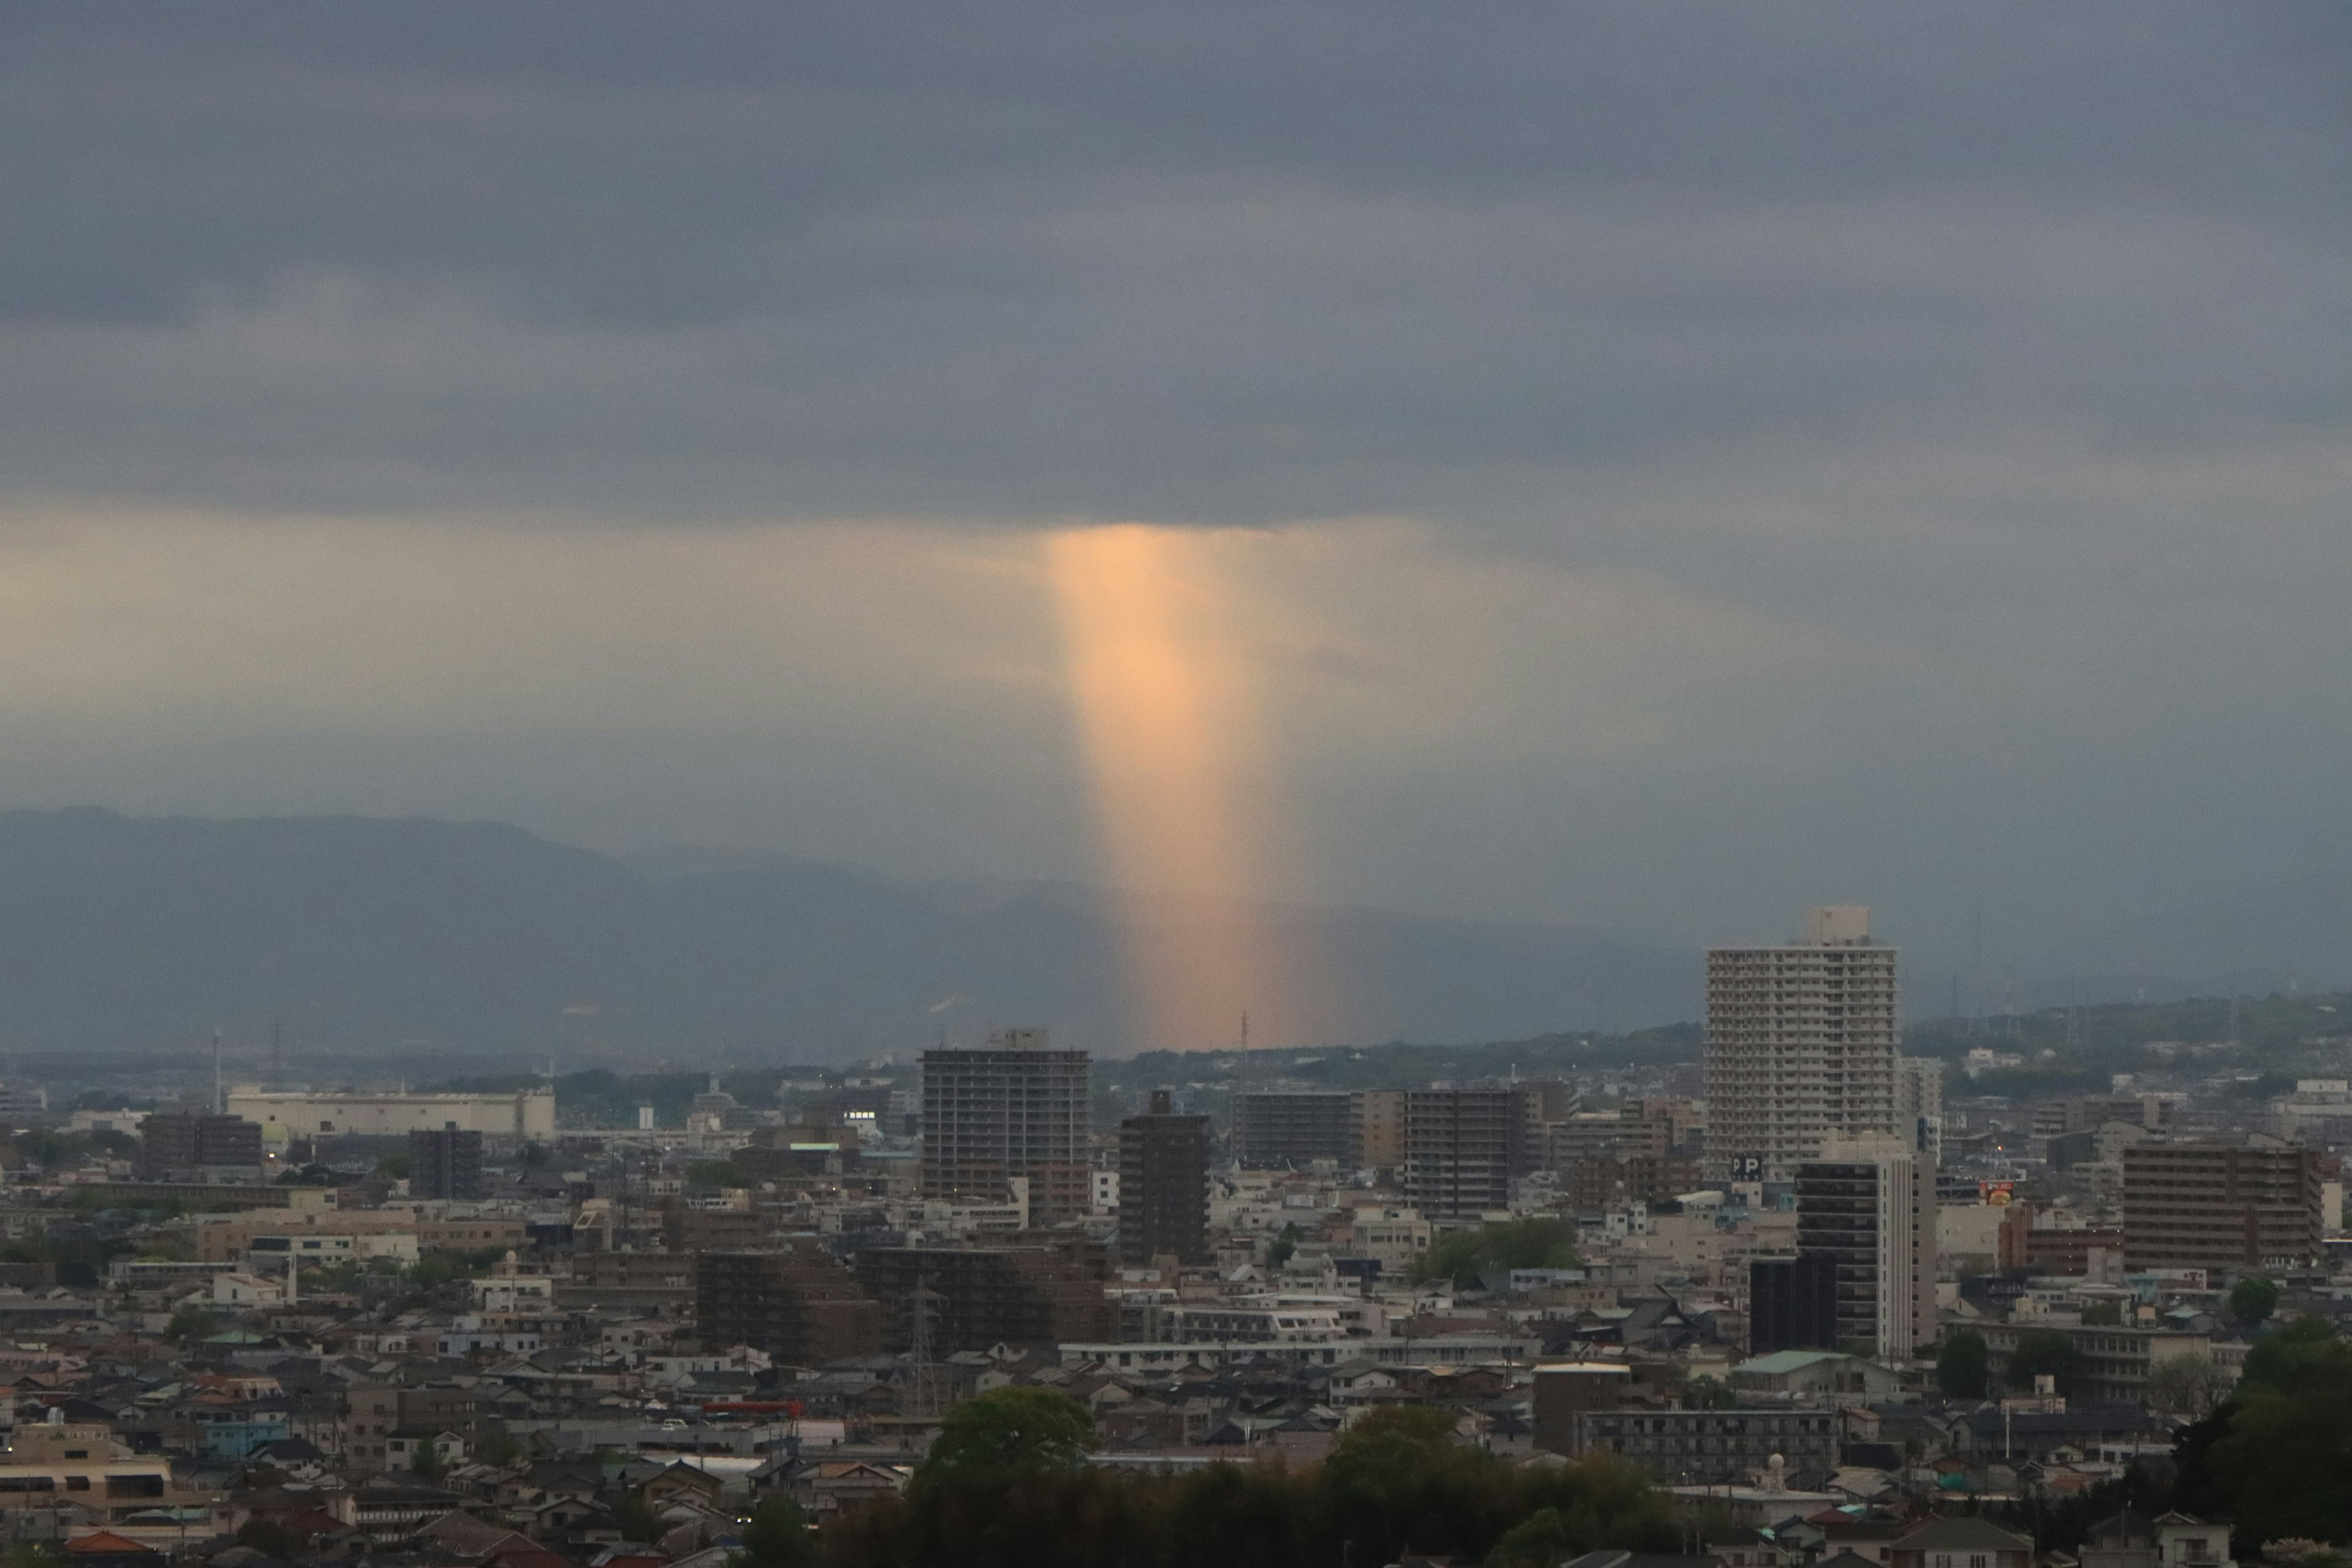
[228,1088,555,1147]
[1404,1088,1515,1221]
[1792,1134,1935,1358]
[1234,1091,1355,1169]
[1118,1091,1210,1264]
[920,1031,1090,1223]
[854,1237,1115,1354]
[696,1250,886,1365]
[1565,1408,1838,1483]
[407,1128,484,1200]
[137,1110,263,1177]
[1706,905,1900,1184]
[2122,1141,2323,1271]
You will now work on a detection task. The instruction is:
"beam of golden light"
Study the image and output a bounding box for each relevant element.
[1045,523,1316,1053]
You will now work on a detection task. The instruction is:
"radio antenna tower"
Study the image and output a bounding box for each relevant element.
[270,1016,284,1088]
[212,1029,224,1115]
[908,1275,942,1419]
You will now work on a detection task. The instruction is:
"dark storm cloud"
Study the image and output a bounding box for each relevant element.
[0,1,2344,518]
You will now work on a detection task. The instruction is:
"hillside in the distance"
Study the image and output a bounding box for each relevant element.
[0,809,1697,1061]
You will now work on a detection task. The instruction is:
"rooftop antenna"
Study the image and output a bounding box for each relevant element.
[212,1029,224,1115]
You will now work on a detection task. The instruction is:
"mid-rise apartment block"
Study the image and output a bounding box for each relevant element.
[407,1128,484,1200]
[696,1249,886,1365]
[2122,1140,2323,1272]
[1118,1090,1210,1264]
[1234,1091,1355,1169]
[137,1110,263,1177]
[1405,1088,1515,1221]
[1706,905,1900,1183]
[854,1237,1115,1354]
[921,1030,1090,1223]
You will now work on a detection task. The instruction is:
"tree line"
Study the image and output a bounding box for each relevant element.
[740,1390,1676,1568]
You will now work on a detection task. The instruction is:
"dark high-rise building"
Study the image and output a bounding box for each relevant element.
[137,1110,262,1177]
[1234,1091,1355,1169]
[1747,1252,1838,1354]
[1405,1088,1515,1220]
[921,1029,1091,1223]
[854,1237,1115,1353]
[1118,1090,1210,1264]
[408,1126,484,1200]
[698,1250,886,1365]
[1789,1136,1934,1357]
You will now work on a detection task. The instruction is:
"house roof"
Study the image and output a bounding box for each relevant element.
[62,1533,160,1556]
[1736,1351,1872,1376]
[1894,1517,2035,1553]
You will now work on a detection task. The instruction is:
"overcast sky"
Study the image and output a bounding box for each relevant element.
[1,2,2346,975]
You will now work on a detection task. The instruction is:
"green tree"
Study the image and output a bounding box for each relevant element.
[2230,1275,2282,1325]
[1488,1507,1573,1568]
[687,1159,750,1189]
[2007,1327,2080,1392]
[165,1305,217,1341]
[2080,1301,2123,1327]
[1267,1222,1302,1268]
[1938,1330,1990,1399]
[730,1495,816,1568]
[377,1151,412,1180]
[2147,1354,2230,1418]
[916,1387,1095,1491]
[1682,1376,1736,1411]
[237,1520,300,1556]
[612,1490,666,1544]
[1414,1218,1581,1287]
[2242,1316,2339,1392]
[410,1438,446,1480]
[473,1429,523,1469]
[2205,1332,2352,1544]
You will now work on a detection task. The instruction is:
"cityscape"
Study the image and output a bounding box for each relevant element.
[2,7,2347,1568]
[0,905,2340,1568]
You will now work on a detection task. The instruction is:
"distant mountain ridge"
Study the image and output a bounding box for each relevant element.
[0,809,1699,1061]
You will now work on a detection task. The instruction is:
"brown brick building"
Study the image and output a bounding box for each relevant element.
[697,1250,885,1365]
[2122,1142,2322,1272]
[854,1236,1114,1353]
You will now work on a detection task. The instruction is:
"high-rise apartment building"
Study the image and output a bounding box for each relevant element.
[137,1110,263,1177]
[2122,1140,2323,1272]
[1405,1088,1515,1221]
[407,1127,484,1200]
[1791,1133,1935,1357]
[1118,1091,1210,1264]
[1894,1057,1944,1161]
[1706,905,1900,1184]
[921,1029,1090,1223]
[1234,1091,1356,1169]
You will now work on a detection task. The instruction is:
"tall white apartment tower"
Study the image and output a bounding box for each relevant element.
[1706,905,1900,1184]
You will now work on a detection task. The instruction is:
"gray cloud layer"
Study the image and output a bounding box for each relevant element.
[1,2,2347,987]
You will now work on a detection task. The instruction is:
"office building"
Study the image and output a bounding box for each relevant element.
[407,1127,484,1200]
[137,1110,263,1177]
[854,1236,1115,1354]
[1118,1090,1210,1264]
[1234,1091,1355,1169]
[2122,1140,2323,1272]
[1404,1088,1515,1221]
[697,1250,886,1365]
[1706,905,1900,1183]
[1792,1134,1935,1357]
[921,1029,1090,1223]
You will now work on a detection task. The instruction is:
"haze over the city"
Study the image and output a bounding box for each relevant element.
[2,3,2348,1049]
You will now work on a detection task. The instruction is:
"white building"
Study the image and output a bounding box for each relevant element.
[1706,906,1900,1184]
[227,1087,556,1147]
